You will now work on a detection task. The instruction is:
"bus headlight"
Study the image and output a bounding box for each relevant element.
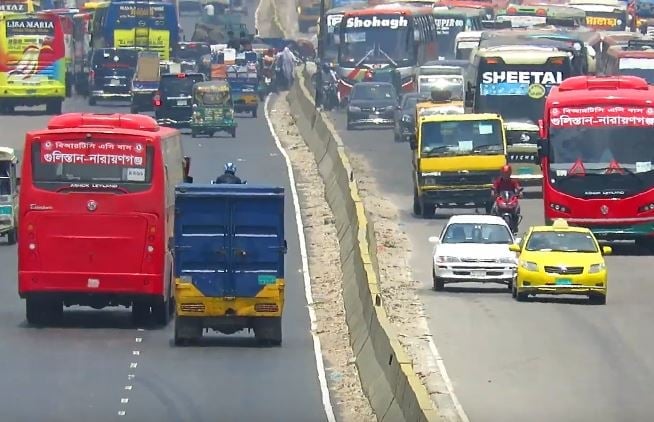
[549,203,570,213]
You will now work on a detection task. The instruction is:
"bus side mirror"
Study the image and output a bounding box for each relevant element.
[538,119,546,140]
[537,138,547,164]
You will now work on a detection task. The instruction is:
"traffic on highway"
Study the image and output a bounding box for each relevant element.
[0,0,337,420]
[308,0,654,419]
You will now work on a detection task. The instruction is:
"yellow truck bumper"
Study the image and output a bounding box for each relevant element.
[174,278,284,318]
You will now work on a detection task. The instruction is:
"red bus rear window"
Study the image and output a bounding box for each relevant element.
[31,140,154,192]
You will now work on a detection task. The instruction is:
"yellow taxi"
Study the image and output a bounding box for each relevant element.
[509,219,611,304]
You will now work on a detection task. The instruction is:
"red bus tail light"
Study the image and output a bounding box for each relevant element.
[536,8,547,16]
[507,6,517,14]
[153,92,161,107]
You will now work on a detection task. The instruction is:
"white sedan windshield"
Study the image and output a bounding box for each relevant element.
[442,223,513,244]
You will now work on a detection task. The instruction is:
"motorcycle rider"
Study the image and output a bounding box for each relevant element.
[214,162,243,184]
[490,164,522,216]
[318,62,339,110]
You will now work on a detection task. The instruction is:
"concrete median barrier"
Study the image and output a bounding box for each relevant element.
[287,69,440,421]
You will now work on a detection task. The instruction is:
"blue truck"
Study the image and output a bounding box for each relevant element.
[173,184,287,346]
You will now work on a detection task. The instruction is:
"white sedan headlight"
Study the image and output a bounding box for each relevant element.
[520,261,538,271]
[435,256,460,263]
[588,263,605,274]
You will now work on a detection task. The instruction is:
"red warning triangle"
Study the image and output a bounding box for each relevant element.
[604,159,624,175]
[568,159,586,176]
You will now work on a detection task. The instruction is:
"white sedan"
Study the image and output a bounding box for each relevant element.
[428,215,518,291]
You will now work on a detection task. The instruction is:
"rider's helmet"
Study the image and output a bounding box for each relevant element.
[500,164,512,179]
[224,162,236,175]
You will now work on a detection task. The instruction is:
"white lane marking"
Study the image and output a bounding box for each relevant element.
[119,336,143,416]
[264,94,336,422]
[410,268,470,422]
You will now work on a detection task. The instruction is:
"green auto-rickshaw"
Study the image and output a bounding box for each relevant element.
[0,147,18,244]
[191,80,238,138]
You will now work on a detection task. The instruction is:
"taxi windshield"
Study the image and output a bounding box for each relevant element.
[526,231,598,252]
[420,119,503,156]
[442,223,513,244]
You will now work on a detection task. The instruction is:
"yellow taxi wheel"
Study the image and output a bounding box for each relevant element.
[514,285,528,301]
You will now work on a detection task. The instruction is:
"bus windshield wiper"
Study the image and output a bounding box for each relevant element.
[472,143,503,153]
[354,47,376,68]
[557,165,643,183]
[422,145,458,156]
[377,47,398,67]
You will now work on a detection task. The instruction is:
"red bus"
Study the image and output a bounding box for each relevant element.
[539,75,654,247]
[18,113,192,325]
[37,9,78,97]
[336,4,438,101]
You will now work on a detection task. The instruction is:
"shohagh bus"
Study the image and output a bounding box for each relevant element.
[336,3,439,101]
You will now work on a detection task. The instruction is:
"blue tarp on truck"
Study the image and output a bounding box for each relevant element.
[173,183,286,346]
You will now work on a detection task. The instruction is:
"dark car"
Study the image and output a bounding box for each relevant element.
[154,72,206,128]
[393,93,419,143]
[88,48,138,106]
[346,82,398,130]
[174,42,212,73]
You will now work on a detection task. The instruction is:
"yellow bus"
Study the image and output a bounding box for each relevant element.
[0,11,66,114]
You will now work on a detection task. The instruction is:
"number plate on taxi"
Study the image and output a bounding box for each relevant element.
[555,278,572,285]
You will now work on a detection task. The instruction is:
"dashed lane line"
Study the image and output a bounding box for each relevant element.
[118,333,144,417]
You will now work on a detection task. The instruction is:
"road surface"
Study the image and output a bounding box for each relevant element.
[0,6,328,421]
[329,111,654,422]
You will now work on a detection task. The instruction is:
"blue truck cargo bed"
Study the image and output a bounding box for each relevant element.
[173,183,286,345]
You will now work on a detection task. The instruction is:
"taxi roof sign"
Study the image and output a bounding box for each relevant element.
[551,218,569,228]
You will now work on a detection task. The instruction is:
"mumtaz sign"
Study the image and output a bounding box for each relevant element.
[550,106,654,127]
[40,141,146,166]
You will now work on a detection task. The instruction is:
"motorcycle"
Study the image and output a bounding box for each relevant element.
[319,65,339,111]
[494,190,522,233]
[259,67,273,100]
[321,79,338,111]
